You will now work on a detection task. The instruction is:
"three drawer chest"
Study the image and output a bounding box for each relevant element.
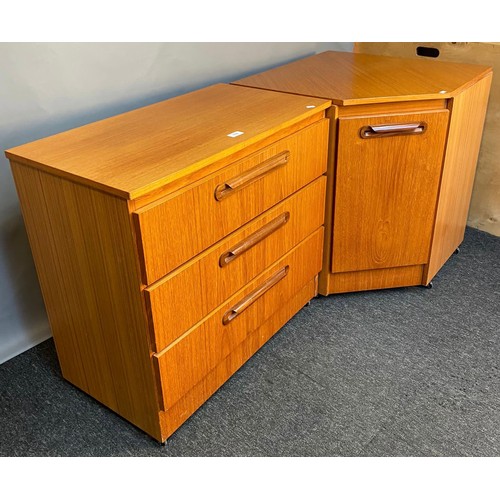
[6,83,330,442]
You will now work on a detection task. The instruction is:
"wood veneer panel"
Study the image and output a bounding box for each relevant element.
[134,119,329,284]
[424,73,493,283]
[10,162,161,440]
[318,106,338,296]
[337,99,446,117]
[5,84,330,200]
[128,113,324,211]
[332,110,449,273]
[233,51,491,106]
[327,265,424,294]
[355,43,499,236]
[145,176,326,351]
[154,228,323,409]
[159,278,317,441]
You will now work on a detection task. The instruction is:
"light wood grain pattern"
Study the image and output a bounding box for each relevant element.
[159,278,316,441]
[424,73,493,283]
[232,51,491,106]
[154,228,323,410]
[327,265,424,294]
[355,42,499,236]
[337,99,446,117]
[134,119,329,284]
[5,84,330,200]
[332,110,449,273]
[10,162,162,441]
[145,177,326,351]
[127,113,324,211]
[318,106,338,296]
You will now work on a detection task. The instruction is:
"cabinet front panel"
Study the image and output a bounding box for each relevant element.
[134,119,329,285]
[332,110,449,273]
[153,228,324,410]
[145,176,326,352]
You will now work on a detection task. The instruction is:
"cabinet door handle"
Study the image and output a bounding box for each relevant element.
[214,150,290,201]
[360,123,427,139]
[219,212,290,267]
[222,266,289,325]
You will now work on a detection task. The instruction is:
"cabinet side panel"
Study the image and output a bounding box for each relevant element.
[425,73,492,283]
[318,106,338,295]
[10,162,161,440]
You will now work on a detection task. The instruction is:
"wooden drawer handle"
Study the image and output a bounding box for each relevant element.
[219,212,290,267]
[214,150,290,201]
[360,123,427,139]
[222,265,289,325]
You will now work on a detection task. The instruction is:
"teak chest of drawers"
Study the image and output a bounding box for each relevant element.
[234,51,492,295]
[6,83,330,442]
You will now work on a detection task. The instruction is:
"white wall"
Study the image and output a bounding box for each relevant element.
[0,42,353,364]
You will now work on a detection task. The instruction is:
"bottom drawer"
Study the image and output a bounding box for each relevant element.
[153,227,324,410]
[159,278,317,441]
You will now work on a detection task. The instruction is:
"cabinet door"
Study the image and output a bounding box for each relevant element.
[332,110,449,273]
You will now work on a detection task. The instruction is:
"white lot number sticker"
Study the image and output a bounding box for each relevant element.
[227,131,244,138]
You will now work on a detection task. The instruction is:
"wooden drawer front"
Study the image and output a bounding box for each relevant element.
[153,228,324,410]
[332,110,449,273]
[145,176,326,352]
[134,119,328,285]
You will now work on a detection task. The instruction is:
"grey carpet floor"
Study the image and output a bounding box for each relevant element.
[1,227,499,457]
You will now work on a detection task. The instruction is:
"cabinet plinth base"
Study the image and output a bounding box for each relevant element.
[319,265,425,295]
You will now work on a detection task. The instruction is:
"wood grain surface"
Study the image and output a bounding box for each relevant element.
[233,51,491,106]
[327,265,424,294]
[10,161,162,441]
[153,228,323,410]
[145,176,326,352]
[424,73,493,283]
[332,110,449,273]
[5,84,330,199]
[159,278,316,441]
[317,106,338,296]
[134,119,329,284]
[354,42,498,237]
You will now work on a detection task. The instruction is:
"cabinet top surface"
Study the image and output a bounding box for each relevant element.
[233,50,492,105]
[5,83,330,200]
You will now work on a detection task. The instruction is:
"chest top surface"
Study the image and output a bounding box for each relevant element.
[5,83,330,199]
[233,50,492,106]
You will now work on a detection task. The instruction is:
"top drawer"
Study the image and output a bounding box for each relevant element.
[133,119,329,284]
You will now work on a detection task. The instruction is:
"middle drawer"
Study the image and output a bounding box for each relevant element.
[144,176,326,352]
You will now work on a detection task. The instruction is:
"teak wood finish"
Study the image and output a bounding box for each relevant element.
[6,83,330,442]
[145,177,326,352]
[233,51,491,105]
[134,120,328,284]
[423,73,493,282]
[6,51,493,443]
[333,110,449,273]
[9,162,162,439]
[154,228,323,410]
[159,278,317,438]
[234,50,492,294]
[6,84,329,200]
[354,43,500,237]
